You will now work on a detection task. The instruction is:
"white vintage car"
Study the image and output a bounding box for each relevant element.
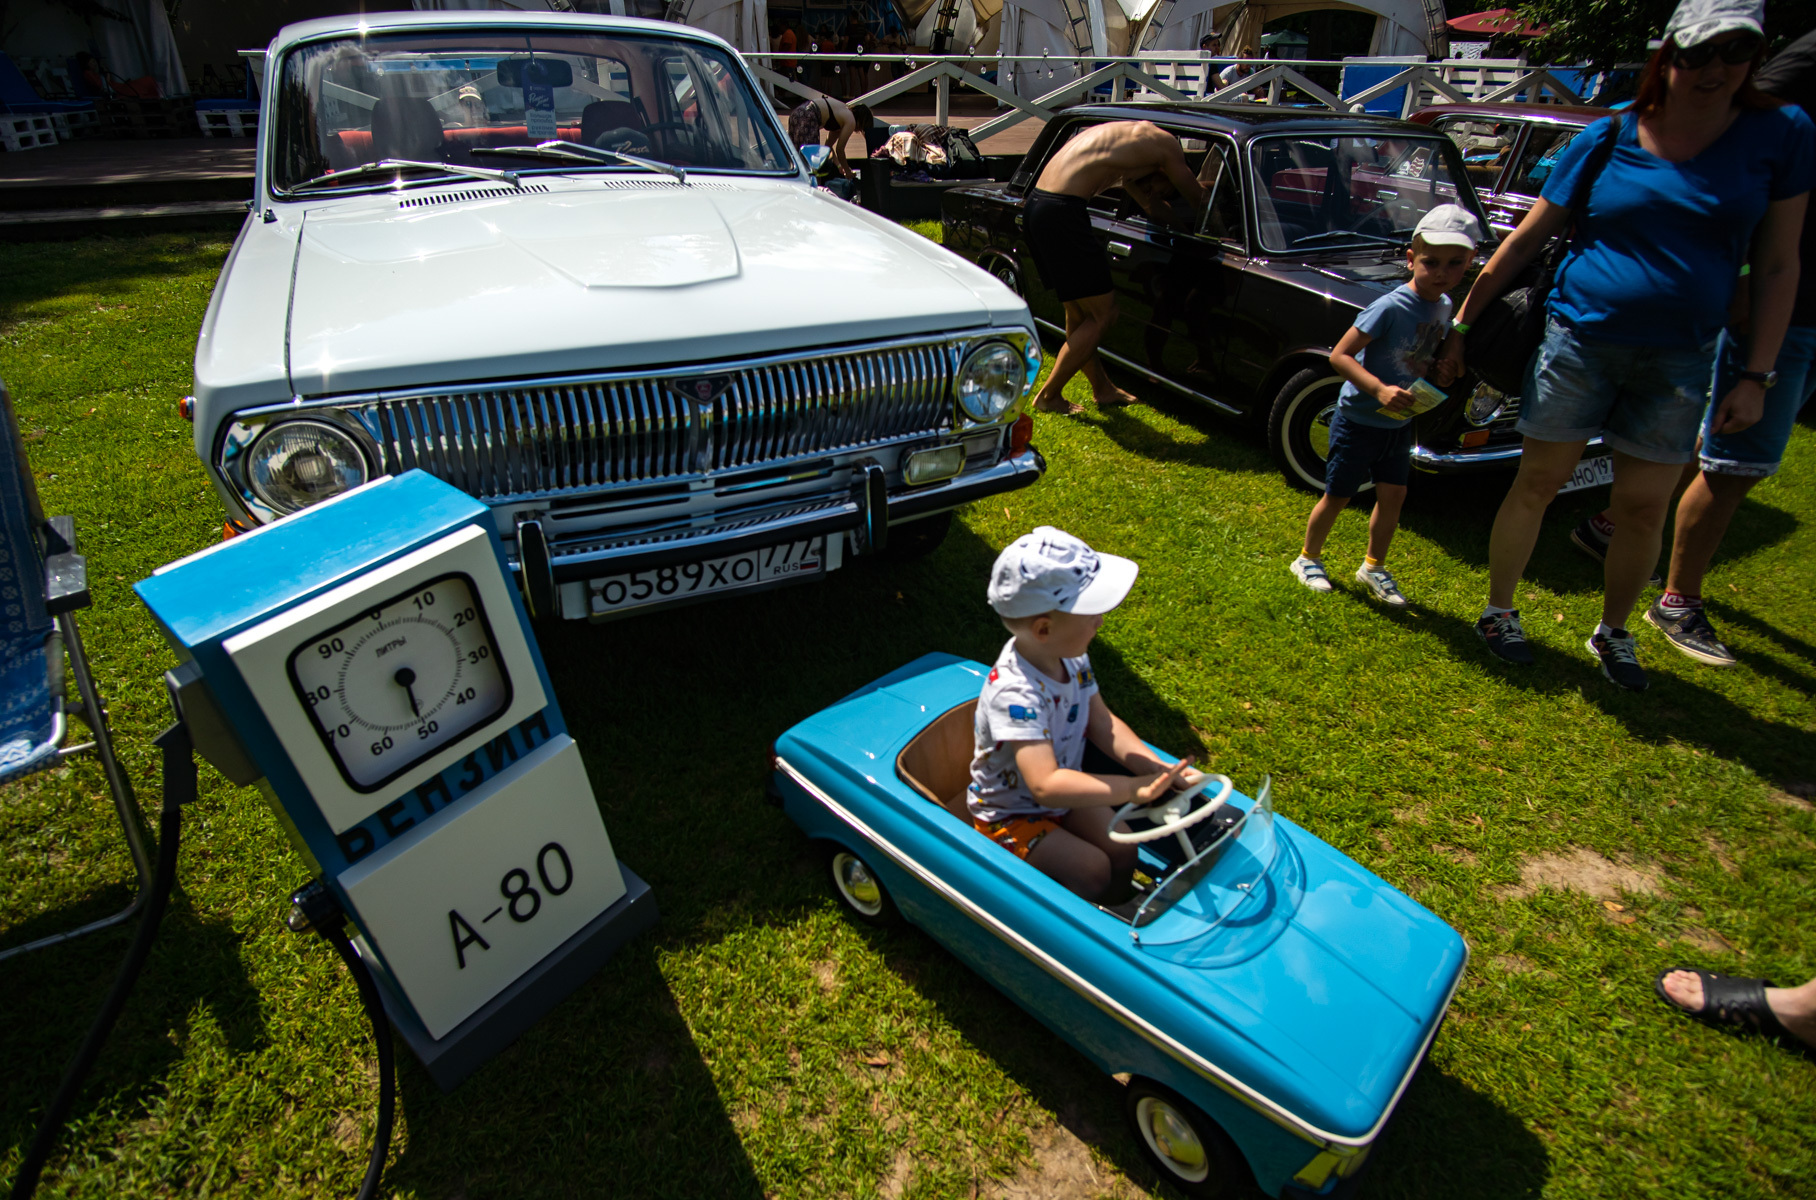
[192,11,1044,620]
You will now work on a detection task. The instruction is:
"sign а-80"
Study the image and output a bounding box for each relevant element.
[448,841,573,969]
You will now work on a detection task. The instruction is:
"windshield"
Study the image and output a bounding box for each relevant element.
[1250,134,1476,254]
[271,30,793,194]
[1130,778,1294,950]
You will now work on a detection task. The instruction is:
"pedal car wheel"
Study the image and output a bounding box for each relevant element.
[826,845,899,926]
[1123,1079,1244,1198]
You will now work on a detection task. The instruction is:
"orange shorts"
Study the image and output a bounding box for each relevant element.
[973,813,1062,860]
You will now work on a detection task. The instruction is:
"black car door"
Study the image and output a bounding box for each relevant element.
[1090,134,1248,413]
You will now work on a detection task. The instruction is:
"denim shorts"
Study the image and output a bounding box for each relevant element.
[1700,325,1816,477]
[1519,318,1716,464]
[1324,409,1414,497]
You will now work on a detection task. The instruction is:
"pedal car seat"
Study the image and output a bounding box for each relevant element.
[895,700,976,822]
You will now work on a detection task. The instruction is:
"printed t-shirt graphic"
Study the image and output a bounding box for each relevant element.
[969,637,1100,823]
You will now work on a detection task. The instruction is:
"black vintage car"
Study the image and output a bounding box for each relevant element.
[941,102,1529,492]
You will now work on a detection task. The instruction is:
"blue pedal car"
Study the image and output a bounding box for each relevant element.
[768,654,1467,1199]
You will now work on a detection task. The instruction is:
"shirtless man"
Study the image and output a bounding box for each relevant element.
[1024,121,1207,413]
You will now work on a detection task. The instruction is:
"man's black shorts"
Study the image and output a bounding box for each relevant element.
[1024,189,1112,302]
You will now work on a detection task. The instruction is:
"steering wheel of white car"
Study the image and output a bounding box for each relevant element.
[1108,773,1233,845]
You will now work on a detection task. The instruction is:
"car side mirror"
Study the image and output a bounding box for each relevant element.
[496,57,574,89]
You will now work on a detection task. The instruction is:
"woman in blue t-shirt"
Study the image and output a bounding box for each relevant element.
[1439,0,1812,693]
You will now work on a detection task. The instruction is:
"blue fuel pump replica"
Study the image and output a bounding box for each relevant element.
[135,470,655,1090]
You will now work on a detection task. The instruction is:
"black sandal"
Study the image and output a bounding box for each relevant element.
[1655,967,1792,1039]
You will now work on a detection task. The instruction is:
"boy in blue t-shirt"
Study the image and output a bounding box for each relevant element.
[1289,204,1481,605]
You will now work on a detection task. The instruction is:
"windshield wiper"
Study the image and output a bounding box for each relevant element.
[287,159,521,194]
[473,140,686,184]
[1289,229,1403,250]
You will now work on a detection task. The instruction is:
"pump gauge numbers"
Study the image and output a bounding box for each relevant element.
[287,572,512,792]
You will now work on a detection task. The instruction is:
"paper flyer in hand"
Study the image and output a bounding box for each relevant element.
[1377,377,1449,421]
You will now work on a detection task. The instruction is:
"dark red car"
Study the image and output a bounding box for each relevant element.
[1408,103,1614,238]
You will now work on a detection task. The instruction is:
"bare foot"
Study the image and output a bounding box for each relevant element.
[1033,395,1085,415]
[1660,969,1816,1049]
[1095,388,1144,409]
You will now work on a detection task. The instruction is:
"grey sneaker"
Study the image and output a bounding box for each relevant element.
[1291,555,1334,593]
[1587,628,1649,691]
[1569,518,1663,587]
[1355,563,1409,607]
[1645,602,1736,667]
[1476,609,1534,664]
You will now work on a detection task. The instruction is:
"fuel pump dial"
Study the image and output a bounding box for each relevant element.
[287,572,511,791]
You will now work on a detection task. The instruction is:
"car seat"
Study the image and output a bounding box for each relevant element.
[371,92,443,161]
[580,98,646,149]
[895,700,976,822]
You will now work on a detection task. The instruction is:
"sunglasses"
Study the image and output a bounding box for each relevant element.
[1671,33,1764,69]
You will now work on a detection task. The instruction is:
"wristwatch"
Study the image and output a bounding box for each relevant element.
[1737,368,1779,388]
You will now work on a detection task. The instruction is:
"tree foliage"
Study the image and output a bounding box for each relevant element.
[1515,0,1816,68]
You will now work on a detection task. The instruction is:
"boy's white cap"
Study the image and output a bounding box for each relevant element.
[1664,0,1763,48]
[1412,203,1483,250]
[988,527,1138,618]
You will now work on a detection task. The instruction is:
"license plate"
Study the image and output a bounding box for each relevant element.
[589,538,824,615]
[1557,454,1614,495]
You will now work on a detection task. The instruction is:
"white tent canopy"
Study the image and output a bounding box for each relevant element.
[1138,0,1440,57]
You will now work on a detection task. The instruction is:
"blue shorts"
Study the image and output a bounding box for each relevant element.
[1519,318,1716,464]
[1324,410,1413,497]
[1700,325,1816,477]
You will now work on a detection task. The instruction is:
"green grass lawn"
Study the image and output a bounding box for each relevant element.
[2,230,1813,1200]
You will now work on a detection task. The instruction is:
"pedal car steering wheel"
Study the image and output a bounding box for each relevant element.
[1109,772,1233,862]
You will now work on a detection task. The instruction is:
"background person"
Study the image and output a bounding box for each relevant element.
[1024,121,1207,414]
[787,95,865,178]
[1574,24,1816,669]
[1292,206,1478,605]
[1438,0,1813,692]
[1657,967,1816,1053]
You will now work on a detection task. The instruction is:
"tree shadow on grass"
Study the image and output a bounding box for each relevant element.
[1367,601,1816,786]
[1073,383,1279,477]
[0,234,230,320]
[384,941,764,1200]
[0,887,265,1177]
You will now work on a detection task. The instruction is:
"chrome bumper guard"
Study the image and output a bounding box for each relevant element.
[520,447,1044,585]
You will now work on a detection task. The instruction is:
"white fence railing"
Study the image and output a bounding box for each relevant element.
[750,53,1604,141]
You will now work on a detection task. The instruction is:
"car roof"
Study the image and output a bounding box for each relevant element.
[270,10,733,56]
[1409,102,1613,123]
[1060,100,1460,139]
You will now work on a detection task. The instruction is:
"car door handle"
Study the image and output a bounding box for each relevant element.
[1108,241,1132,258]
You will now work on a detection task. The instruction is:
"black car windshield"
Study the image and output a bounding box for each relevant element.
[271,29,792,194]
[1249,134,1477,254]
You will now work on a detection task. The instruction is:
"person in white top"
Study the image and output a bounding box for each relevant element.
[969,528,1199,901]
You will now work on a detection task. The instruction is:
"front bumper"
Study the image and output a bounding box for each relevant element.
[514,446,1045,614]
[1412,434,1606,474]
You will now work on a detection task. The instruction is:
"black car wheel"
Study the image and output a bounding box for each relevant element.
[825,844,900,926]
[983,255,1024,297]
[1123,1079,1246,1198]
[1267,367,1372,495]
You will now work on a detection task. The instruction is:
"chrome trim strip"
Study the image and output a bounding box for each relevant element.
[775,755,1464,1153]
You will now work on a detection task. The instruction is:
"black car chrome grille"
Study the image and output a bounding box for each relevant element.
[352,340,961,500]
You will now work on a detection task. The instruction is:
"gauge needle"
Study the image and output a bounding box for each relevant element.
[394,667,421,718]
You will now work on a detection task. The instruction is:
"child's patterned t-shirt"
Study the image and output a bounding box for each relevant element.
[968,637,1099,823]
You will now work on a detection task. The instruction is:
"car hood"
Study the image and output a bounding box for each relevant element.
[284,180,1017,396]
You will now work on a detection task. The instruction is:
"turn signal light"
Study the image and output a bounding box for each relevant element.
[1459,429,1491,449]
[221,518,249,540]
[1008,413,1033,457]
[177,396,196,421]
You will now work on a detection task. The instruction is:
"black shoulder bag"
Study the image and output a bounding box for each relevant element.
[1465,115,1624,396]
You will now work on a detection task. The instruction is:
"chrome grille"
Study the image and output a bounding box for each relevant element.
[355,340,960,500]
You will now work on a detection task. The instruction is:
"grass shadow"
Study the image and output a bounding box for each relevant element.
[384,941,764,1200]
[1363,1063,1551,1198]
[1078,382,1278,477]
[0,234,231,320]
[0,888,266,1165]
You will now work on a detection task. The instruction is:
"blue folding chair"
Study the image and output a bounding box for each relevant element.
[0,378,150,961]
[0,52,94,115]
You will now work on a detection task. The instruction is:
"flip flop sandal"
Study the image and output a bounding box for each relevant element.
[1653,967,1811,1055]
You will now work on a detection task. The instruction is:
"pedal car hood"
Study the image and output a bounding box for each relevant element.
[282,182,1021,396]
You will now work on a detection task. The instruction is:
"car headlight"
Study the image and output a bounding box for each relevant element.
[1463,382,1506,426]
[956,342,1025,423]
[246,418,370,515]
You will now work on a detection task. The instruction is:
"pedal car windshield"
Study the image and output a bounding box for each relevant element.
[1129,779,1297,953]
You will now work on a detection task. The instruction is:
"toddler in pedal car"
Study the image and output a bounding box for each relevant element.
[968,527,1199,902]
